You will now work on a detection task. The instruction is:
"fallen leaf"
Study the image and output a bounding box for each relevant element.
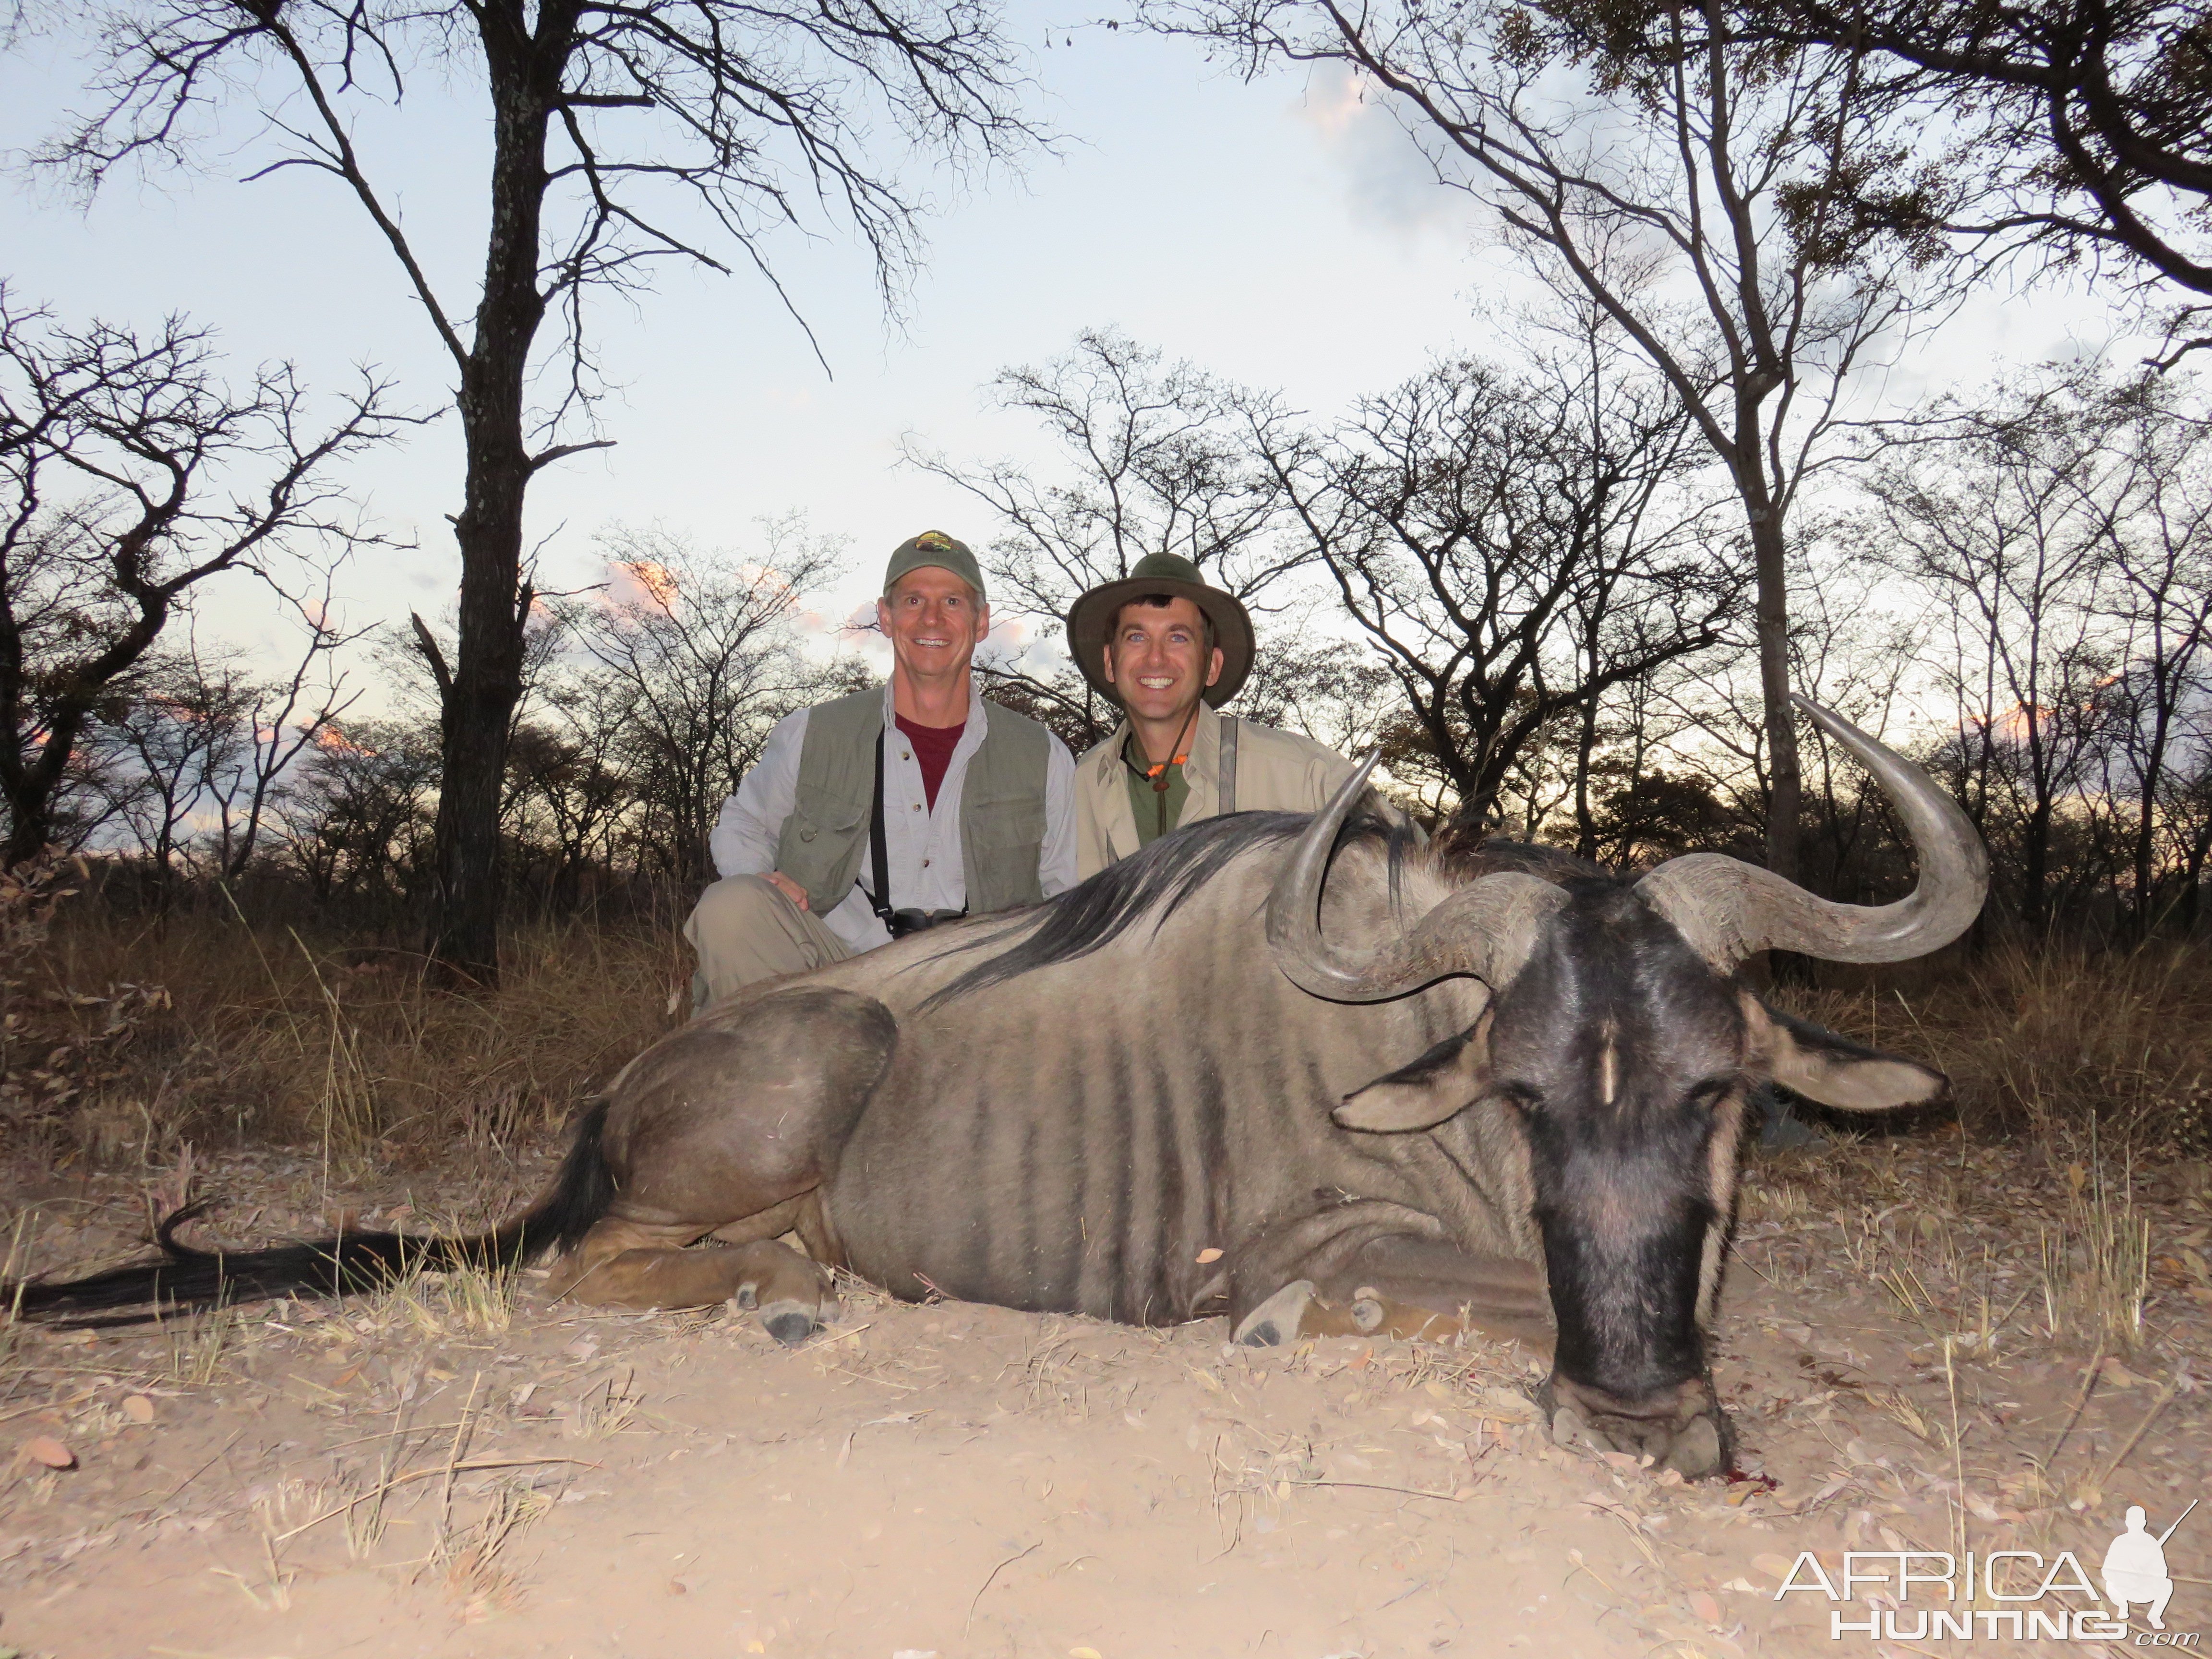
[1071,1648,1104,1658]
[1689,1590,1722,1625]
[121,1395,155,1424]
[1754,1552,1795,1581]
[21,1437,74,1470]
[1195,1248,1223,1264]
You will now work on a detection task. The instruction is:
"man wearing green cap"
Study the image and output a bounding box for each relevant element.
[686,531,1076,1007]
[1065,553,1357,878]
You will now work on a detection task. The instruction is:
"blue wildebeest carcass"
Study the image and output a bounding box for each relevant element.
[12,697,1985,1477]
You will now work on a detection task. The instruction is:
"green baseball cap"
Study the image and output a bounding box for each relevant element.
[884,530,986,601]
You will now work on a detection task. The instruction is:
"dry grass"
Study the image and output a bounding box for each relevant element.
[2,874,685,1175]
[1783,938,2212,1151]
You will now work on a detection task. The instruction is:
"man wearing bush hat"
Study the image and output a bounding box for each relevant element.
[1065,552,1357,878]
[686,530,1076,1009]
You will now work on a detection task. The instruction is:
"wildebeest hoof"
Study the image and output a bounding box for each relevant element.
[760,1300,817,1347]
[1542,1373,1732,1478]
[1662,1415,1724,1479]
[1234,1280,1316,1347]
[733,1284,759,1310]
[1349,1288,1386,1334]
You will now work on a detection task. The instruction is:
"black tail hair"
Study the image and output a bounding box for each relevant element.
[4,1099,617,1330]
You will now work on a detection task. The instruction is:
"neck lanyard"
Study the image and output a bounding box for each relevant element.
[1123,703,1202,793]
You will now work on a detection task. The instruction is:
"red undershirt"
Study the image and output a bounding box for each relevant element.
[895,714,965,812]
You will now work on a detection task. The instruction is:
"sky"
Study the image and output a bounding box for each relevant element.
[0,4,2147,694]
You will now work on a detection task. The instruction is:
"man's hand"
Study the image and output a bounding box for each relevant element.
[766,871,811,912]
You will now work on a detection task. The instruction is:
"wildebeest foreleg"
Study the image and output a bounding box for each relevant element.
[1232,1226,1554,1355]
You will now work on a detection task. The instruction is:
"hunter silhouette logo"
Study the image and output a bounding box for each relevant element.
[2105,1501,2195,1630]
[1773,1500,2202,1641]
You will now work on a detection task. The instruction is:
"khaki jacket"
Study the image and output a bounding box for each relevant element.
[1076,701,1359,878]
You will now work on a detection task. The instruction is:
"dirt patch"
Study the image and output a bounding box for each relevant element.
[2,1134,2207,1657]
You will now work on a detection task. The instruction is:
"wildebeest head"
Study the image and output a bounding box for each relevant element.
[1267,695,1988,1478]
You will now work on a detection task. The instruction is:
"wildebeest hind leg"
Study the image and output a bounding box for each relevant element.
[721,1238,834,1346]
[546,1223,832,1345]
[546,987,894,1341]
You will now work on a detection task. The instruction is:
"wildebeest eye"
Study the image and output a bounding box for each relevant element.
[1683,1078,1733,1114]
[1497,1082,1544,1115]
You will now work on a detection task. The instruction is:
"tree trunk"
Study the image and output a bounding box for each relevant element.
[2130,677,2173,940]
[2021,792,2054,934]
[1,702,89,868]
[2,786,53,868]
[1573,673,1600,861]
[1746,507,1801,883]
[421,18,559,988]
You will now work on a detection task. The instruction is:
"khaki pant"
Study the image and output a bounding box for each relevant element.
[684,875,855,1012]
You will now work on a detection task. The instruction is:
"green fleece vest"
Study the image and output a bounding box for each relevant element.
[773,687,1052,919]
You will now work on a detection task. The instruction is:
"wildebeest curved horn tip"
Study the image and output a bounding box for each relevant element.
[1639,694,1989,970]
[1266,750,1564,1001]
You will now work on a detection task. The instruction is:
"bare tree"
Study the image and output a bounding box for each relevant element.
[1859,375,2127,929]
[93,642,253,898]
[1685,0,2212,362]
[0,289,404,866]
[2077,375,2212,931]
[32,0,1041,983]
[277,717,441,911]
[1148,0,1935,878]
[555,521,848,886]
[907,327,1305,748]
[1241,341,1739,827]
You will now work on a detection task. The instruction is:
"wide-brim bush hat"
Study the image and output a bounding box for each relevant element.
[1064,552,1254,709]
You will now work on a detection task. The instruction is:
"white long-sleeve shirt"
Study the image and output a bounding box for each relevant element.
[710,678,1078,954]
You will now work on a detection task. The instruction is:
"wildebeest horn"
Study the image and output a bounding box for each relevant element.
[1635,695,1989,970]
[1267,753,1567,1001]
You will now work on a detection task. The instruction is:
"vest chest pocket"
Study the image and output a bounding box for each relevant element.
[962,789,1045,849]
[776,785,871,908]
[786,792,867,842]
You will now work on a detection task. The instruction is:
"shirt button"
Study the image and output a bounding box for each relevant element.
[911,803,922,812]
[922,858,931,868]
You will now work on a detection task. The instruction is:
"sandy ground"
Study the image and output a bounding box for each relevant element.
[1,1134,2208,1659]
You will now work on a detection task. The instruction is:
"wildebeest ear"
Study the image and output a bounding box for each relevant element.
[1335,1014,1493,1132]
[1740,994,1948,1112]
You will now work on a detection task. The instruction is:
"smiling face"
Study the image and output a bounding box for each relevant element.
[1102,596,1223,726]
[878,565,988,682]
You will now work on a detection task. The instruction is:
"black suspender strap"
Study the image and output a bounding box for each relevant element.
[868,729,897,931]
[1218,714,1238,815]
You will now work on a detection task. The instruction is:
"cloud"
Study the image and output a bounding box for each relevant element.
[603,558,681,613]
[1291,64,1479,237]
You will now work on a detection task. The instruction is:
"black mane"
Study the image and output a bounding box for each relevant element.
[1448,836,1615,886]
[920,808,1406,1010]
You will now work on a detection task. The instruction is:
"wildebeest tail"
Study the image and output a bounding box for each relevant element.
[5,1099,617,1328]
